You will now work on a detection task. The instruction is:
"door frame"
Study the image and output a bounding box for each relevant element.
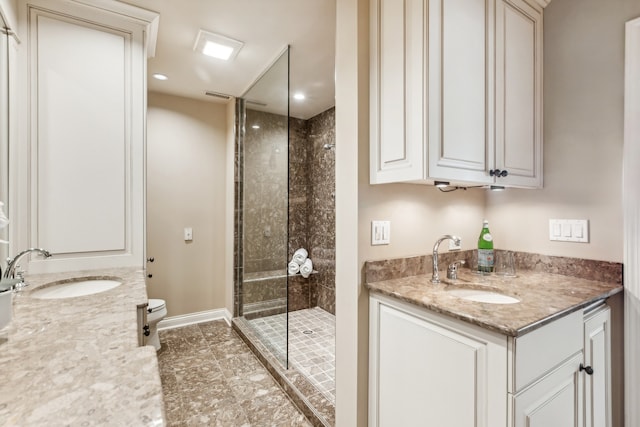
[623,15,640,427]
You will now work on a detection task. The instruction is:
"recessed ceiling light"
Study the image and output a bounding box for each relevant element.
[153,73,168,81]
[194,30,243,61]
[293,93,305,100]
[251,125,260,129]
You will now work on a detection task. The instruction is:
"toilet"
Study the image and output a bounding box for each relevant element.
[147,299,167,351]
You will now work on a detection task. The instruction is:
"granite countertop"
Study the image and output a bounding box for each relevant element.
[0,267,165,426]
[366,268,623,337]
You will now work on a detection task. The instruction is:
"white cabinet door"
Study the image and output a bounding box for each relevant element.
[427,0,495,185]
[24,0,157,273]
[512,352,584,427]
[369,294,507,427]
[584,306,612,427]
[370,0,546,188]
[370,0,426,184]
[495,0,543,188]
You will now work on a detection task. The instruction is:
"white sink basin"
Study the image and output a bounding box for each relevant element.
[447,288,520,304]
[31,279,122,299]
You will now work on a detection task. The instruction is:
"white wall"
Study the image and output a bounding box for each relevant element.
[146,92,229,317]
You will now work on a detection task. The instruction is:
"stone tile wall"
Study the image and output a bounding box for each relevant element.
[307,108,336,314]
[235,104,336,317]
[364,249,623,286]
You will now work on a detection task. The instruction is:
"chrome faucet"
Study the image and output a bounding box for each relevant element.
[3,248,52,280]
[432,235,461,283]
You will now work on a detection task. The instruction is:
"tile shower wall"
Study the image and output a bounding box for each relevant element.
[288,116,312,312]
[307,108,336,314]
[288,107,336,314]
[235,105,336,316]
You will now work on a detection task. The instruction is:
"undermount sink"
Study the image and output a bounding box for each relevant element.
[447,288,520,304]
[30,279,122,299]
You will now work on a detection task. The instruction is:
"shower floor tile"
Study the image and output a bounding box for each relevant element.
[248,307,336,404]
[156,320,311,427]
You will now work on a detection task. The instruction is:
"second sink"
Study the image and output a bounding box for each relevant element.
[447,288,520,304]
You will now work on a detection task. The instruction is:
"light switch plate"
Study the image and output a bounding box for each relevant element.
[549,219,589,243]
[184,227,193,241]
[371,220,390,245]
[449,238,462,250]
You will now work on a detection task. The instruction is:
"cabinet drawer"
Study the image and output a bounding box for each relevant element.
[510,310,582,393]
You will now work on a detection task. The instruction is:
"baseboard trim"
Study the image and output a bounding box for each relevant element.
[158,308,233,331]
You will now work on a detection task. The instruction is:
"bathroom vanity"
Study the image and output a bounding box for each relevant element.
[0,268,164,425]
[366,267,622,427]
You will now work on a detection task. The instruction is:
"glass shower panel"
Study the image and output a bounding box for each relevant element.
[239,48,289,367]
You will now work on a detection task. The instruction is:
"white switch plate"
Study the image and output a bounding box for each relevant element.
[549,219,589,243]
[184,227,193,241]
[371,220,390,245]
[449,238,462,250]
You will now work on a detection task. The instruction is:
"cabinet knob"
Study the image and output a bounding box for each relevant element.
[580,364,594,375]
[147,274,153,278]
[490,169,509,178]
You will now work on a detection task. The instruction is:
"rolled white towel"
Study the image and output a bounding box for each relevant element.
[292,248,308,265]
[288,261,300,275]
[300,258,313,278]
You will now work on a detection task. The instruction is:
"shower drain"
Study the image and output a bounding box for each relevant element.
[302,330,314,335]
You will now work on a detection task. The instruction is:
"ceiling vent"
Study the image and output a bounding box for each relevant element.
[205,91,231,100]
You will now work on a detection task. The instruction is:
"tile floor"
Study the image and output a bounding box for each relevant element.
[248,307,336,403]
[157,320,311,427]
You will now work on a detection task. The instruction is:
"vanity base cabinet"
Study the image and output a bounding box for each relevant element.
[369,294,507,427]
[369,294,613,427]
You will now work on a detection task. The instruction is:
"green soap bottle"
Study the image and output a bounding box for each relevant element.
[477,220,494,273]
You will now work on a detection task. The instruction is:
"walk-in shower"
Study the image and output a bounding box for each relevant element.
[232,47,336,426]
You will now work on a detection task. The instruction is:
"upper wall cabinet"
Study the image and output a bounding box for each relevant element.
[370,0,546,188]
[495,0,543,188]
[22,0,158,273]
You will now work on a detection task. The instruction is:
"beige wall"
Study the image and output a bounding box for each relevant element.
[359,184,486,262]
[358,0,640,265]
[486,0,640,263]
[146,92,229,317]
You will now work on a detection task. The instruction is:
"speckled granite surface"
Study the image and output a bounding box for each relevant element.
[366,267,622,337]
[0,268,165,426]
